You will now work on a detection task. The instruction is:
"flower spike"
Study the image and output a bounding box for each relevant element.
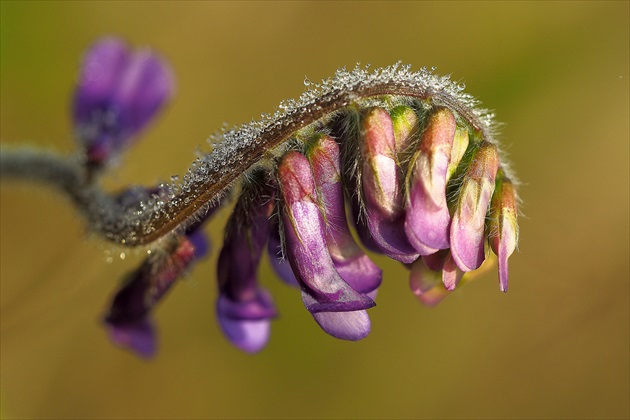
[1,38,523,356]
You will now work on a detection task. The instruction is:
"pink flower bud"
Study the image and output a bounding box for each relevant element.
[450,143,499,271]
[405,108,456,252]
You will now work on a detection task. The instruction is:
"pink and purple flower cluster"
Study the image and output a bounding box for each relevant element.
[70,38,520,357]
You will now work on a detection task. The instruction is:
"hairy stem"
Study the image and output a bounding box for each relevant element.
[1,74,497,248]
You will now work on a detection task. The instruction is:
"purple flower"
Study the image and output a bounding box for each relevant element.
[405,108,456,253]
[278,151,375,340]
[216,171,277,353]
[358,107,419,264]
[73,37,173,166]
[104,232,205,358]
[307,134,382,299]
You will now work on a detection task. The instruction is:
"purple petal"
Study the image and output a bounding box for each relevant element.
[450,143,499,271]
[187,228,210,259]
[216,291,275,353]
[104,236,196,326]
[73,38,129,125]
[267,225,300,287]
[217,174,274,301]
[308,135,382,295]
[217,316,271,354]
[110,48,174,142]
[441,252,464,291]
[312,310,371,341]
[422,250,448,271]
[73,38,174,164]
[216,289,277,321]
[405,108,456,252]
[409,258,450,307]
[359,108,419,263]
[106,318,156,359]
[278,151,375,314]
[216,173,277,351]
[361,108,403,217]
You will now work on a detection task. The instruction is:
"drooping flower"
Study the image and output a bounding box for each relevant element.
[73,37,173,167]
[216,170,277,353]
[278,151,375,340]
[405,107,456,253]
[307,134,382,299]
[357,107,419,263]
[104,228,207,358]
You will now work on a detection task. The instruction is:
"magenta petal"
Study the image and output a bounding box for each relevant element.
[312,310,371,341]
[308,135,382,295]
[359,108,419,263]
[404,152,451,251]
[107,318,156,359]
[278,151,375,314]
[441,252,464,291]
[405,109,456,252]
[422,250,448,271]
[409,258,450,307]
[450,144,499,271]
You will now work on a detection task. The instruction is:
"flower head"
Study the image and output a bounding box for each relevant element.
[17,38,522,356]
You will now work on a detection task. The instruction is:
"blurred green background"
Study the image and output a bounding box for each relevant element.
[1,1,628,419]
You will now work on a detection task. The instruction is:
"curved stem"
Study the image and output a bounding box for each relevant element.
[1,75,497,248]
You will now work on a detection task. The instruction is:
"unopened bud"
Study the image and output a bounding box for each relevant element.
[450,142,499,271]
[489,175,519,292]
